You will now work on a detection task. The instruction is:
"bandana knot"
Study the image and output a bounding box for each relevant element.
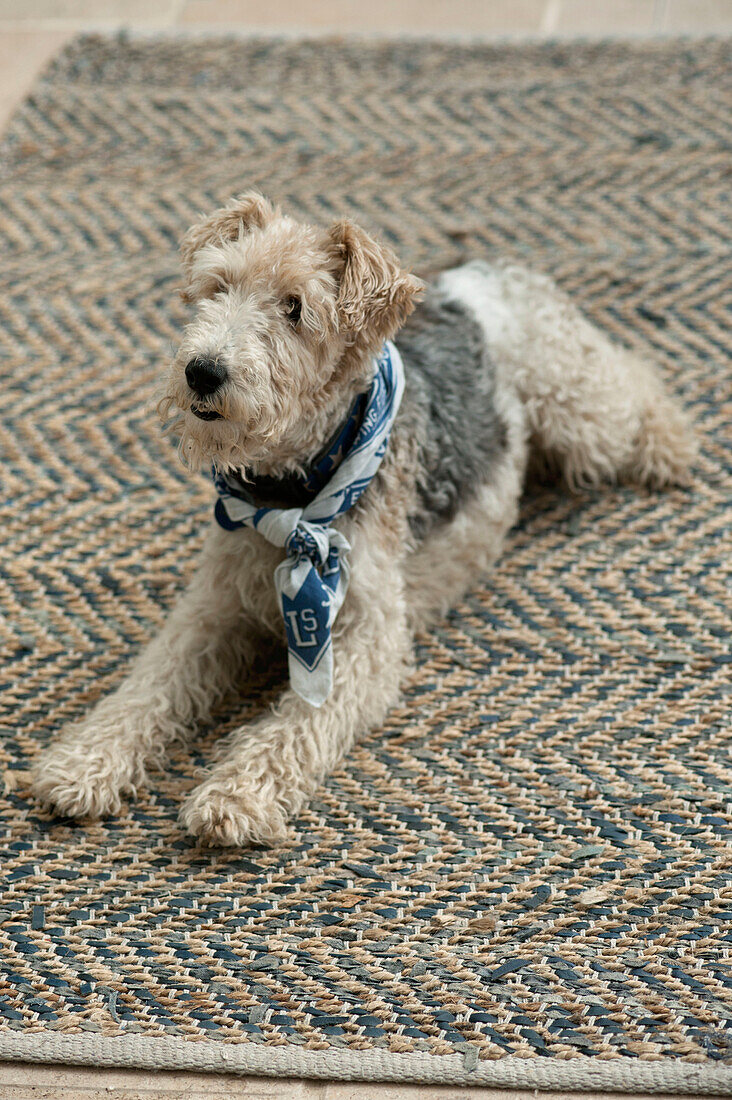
[285,523,329,566]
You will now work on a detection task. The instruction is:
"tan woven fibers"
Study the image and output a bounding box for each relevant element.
[0,32,730,1088]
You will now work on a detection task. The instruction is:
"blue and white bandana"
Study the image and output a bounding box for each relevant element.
[213,341,405,707]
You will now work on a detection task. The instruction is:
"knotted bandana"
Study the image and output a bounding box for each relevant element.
[212,341,405,707]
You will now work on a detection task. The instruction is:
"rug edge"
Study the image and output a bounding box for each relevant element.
[0,1036,729,1094]
[2,30,731,1095]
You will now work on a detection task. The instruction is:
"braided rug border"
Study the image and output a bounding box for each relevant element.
[0,1034,731,1092]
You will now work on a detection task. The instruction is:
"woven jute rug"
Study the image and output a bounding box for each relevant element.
[0,33,730,1093]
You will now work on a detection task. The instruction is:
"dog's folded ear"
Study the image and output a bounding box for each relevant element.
[180,191,276,296]
[328,220,424,347]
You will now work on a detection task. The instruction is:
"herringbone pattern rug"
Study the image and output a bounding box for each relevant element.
[0,34,730,1090]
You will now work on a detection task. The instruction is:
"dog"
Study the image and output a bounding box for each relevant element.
[31,191,695,846]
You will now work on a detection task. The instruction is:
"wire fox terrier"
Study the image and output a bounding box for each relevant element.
[32,192,695,846]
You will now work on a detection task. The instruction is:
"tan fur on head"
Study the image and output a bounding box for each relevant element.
[179,192,278,300]
[161,193,423,476]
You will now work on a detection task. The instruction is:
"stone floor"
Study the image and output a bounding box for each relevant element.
[2,1,731,1097]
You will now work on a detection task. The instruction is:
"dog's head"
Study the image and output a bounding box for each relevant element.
[160,192,423,473]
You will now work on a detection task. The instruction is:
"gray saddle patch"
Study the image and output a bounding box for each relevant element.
[397,287,507,541]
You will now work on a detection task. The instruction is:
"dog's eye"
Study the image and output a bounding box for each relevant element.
[285,296,302,326]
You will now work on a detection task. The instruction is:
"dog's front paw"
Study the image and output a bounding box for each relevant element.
[31,737,139,820]
[179,776,291,847]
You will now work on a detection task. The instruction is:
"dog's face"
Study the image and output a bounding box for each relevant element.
[160,192,422,473]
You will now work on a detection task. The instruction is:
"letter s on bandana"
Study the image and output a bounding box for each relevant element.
[212,341,405,707]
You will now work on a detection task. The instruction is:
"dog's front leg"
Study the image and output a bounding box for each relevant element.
[179,548,410,847]
[32,531,269,820]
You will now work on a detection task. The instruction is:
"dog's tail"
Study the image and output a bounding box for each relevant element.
[480,262,697,490]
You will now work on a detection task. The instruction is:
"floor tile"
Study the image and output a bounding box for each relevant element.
[0,0,180,25]
[552,0,657,33]
[0,28,72,134]
[0,1062,322,1098]
[661,0,732,31]
[177,0,548,34]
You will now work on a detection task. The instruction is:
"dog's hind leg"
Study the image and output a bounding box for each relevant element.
[440,260,696,491]
[31,529,268,820]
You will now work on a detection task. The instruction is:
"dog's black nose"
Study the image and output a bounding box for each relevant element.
[185,357,228,396]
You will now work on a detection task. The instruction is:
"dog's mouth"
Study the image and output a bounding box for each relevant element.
[191,405,223,421]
